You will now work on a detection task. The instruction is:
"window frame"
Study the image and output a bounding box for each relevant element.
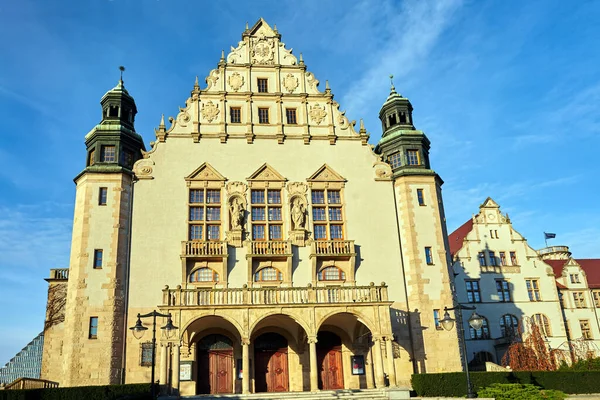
[593,290,600,308]
[189,267,220,283]
[425,247,434,265]
[573,291,587,308]
[230,107,241,124]
[500,314,519,338]
[251,188,283,241]
[98,187,108,206]
[416,188,425,206]
[254,266,283,282]
[433,309,443,330]
[496,279,512,302]
[100,145,116,163]
[188,188,221,241]
[311,188,344,240]
[388,152,402,169]
[465,280,482,303]
[406,149,420,166]
[580,320,593,340]
[258,107,270,124]
[526,279,541,302]
[93,249,103,269]
[470,316,490,340]
[318,266,346,282]
[533,314,552,337]
[89,316,99,339]
[88,148,96,166]
[257,78,268,93]
[285,108,297,125]
[509,251,518,265]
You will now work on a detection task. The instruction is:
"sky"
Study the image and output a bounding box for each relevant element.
[0,0,598,365]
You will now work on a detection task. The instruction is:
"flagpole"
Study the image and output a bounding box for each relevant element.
[544,232,548,247]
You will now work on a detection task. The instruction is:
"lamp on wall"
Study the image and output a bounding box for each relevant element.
[440,305,483,399]
[130,311,178,399]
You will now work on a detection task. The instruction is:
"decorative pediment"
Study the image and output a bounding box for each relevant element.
[185,163,226,182]
[248,18,279,38]
[307,164,346,183]
[247,163,286,182]
[480,197,500,209]
[565,258,581,268]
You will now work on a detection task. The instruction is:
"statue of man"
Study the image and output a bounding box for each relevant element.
[230,198,244,229]
[291,198,305,230]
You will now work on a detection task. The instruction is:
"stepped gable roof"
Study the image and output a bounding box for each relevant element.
[547,259,600,289]
[449,219,473,257]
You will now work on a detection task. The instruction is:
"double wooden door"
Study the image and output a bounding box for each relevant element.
[255,349,289,392]
[318,346,344,390]
[197,350,233,394]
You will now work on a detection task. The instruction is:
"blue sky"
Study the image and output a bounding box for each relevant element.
[0,0,598,365]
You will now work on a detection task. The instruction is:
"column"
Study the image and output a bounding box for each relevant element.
[384,337,397,387]
[309,337,319,391]
[365,348,375,389]
[159,343,168,385]
[372,336,385,388]
[172,344,180,394]
[242,339,250,394]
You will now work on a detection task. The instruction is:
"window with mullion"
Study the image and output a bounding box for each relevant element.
[311,188,345,240]
[496,280,511,302]
[252,224,265,240]
[466,280,481,303]
[188,188,221,241]
[269,225,282,240]
[251,188,283,241]
[252,207,266,221]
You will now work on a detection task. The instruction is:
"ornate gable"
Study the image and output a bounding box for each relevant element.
[307,164,346,185]
[247,163,286,182]
[185,162,226,183]
[480,197,500,209]
[474,197,510,225]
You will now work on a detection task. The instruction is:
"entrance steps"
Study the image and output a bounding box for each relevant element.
[176,387,410,400]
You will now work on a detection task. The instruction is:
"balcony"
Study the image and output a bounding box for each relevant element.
[538,246,571,256]
[181,241,227,258]
[246,240,292,257]
[46,268,69,281]
[311,240,355,257]
[162,284,388,307]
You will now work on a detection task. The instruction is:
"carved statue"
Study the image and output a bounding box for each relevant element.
[230,198,244,230]
[291,198,305,230]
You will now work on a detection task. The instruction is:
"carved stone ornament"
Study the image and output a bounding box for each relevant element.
[282,73,299,93]
[177,106,191,127]
[133,159,155,180]
[229,197,245,230]
[373,162,392,181]
[286,182,308,196]
[309,103,327,125]
[290,197,306,230]
[226,181,248,196]
[251,36,274,65]
[201,101,220,123]
[228,72,244,92]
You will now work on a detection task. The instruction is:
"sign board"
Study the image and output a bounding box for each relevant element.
[180,361,193,381]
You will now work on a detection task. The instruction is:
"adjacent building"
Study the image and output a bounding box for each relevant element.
[40,19,462,396]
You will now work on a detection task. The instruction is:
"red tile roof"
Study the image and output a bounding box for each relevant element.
[547,259,600,289]
[449,219,474,257]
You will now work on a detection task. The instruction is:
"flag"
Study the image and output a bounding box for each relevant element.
[544,232,556,239]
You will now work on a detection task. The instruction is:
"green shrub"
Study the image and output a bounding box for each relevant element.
[0,383,152,400]
[411,371,600,396]
[558,357,600,371]
[478,383,566,400]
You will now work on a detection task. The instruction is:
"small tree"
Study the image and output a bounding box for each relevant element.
[502,317,556,371]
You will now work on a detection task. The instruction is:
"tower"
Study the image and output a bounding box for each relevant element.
[58,76,145,386]
[375,82,462,373]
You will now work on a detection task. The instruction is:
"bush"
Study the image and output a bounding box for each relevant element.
[0,383,152,400]
[411,371,600,397]
[478,383,566,400]
[558,357,600,371]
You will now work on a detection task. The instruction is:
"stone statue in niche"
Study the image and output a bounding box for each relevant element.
[230,197,244,230]
[291,198,305,230]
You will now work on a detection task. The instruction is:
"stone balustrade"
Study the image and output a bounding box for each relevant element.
[311,240,355,256]
[538,245,570,255]
[247,240,291,256]
[162,284,388,307]
[181,240,227,257]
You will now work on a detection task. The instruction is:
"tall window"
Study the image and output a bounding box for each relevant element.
[190,268,219,283]
[489,251,497,266]
[593,291,600,308]
[500,314,519,337]
[466,280,481,303]
[88,149,96,166]
[258,108,269,124]
[140,342,153,366]
[188,188,221,241]
[499,251,507,266]
[388,152,401,169]
[230,107,241,123]
[93,249,103,269]
[100,145,116,162]
[496,280,511,302]
[470,317,490,339]
[406,150,419,165]
[251,189,282,240]
[255,267,282,282]
[570,274,581,284]
[89,317,99,339]
[573,292,586,308]
[257,78,268,93]
[433,309,442,330]
[526,279,541,301]
[417,189,425,206]
[509,251,518,265]
[425,247,434,265]
[98,187,108,205]
[533,314,552,337]
[286,108,297,124]
[318,266,345,281]
[478,252,486,266]
[312,189,344,240]
[580,320,593,340]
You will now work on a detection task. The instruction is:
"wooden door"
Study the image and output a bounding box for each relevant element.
[318,347,344,390]
[210,350,233,394]
[255,350,289,392]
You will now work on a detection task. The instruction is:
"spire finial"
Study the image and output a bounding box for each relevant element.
[273,23,278,33]
[194,76,199,88]
[360,118,366,132]
[389,74,395,92]
[220,49,225,62]
[159,114,165,128]
[245,21,249,30]
[326,80,330,89]
[299,53,304,65]
[119,66,125,84]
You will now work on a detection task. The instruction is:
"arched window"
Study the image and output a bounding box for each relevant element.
[500,314,519,337]
[318,266,346,281]
[533,314,552,337]
[255,267,282,282]
[470,316,490,340]
[189,268,219,283]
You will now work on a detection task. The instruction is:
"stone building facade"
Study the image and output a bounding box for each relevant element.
[449,198,600,367]
[40,19,462,395]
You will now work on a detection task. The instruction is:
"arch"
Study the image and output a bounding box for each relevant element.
[316,310,377,336]
[254,266,283,282]
[533,313,552,337]
[249,312,311,340]
[318,265,346,281]
[469,316,490,340]
[499,314,520,338]
[189,267,219,283]
[179,313,244,342]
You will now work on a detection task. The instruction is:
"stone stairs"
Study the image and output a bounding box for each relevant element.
[171,387,410,400]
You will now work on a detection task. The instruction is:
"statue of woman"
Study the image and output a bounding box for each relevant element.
[230,198,244,229]
[291,198,305,230]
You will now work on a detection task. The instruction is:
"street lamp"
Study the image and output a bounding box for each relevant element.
[130,311,178,399]
[440,305,484,399]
